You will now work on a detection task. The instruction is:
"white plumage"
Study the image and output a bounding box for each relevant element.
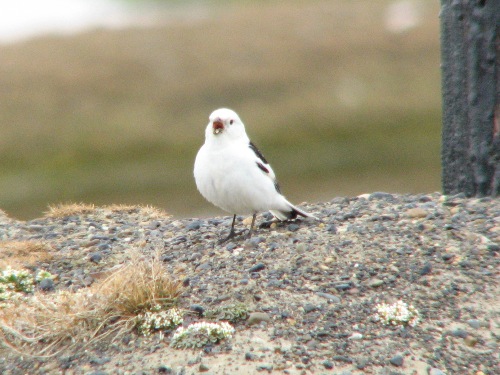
[194,108,315,240]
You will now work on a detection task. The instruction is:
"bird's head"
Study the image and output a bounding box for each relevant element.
[205,108,248,143]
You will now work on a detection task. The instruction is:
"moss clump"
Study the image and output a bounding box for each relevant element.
[203,303,249,323]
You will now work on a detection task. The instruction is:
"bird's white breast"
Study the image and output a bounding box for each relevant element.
[194,142,288,215]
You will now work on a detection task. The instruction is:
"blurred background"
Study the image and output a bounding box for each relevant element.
[0,0,442,221]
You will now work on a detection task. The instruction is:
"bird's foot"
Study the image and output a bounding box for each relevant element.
[218,229,246,244]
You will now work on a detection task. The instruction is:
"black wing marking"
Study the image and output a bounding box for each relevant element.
[249,141,281,193]
[249,141,268,164]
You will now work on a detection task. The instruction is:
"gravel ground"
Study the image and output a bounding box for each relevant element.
[0,192,499,375]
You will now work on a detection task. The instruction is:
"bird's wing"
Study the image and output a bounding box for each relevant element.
[248,141,281,193]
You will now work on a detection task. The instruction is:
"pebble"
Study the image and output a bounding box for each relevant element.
[158,365,173,373]
[256,363,273,372]
[316,292,341,303]
[287,224,300,232]
[466,319,481,329]
[38,278,55,291]
[406,208,428,218]
[389,354,404,367]
[249,263,266,273]
[186,221,202,230]
[198,363,209,372]
[89,252,103,263]
[248,312,271,326]
[368,278,384,288]
[348,333,363,340]
[322,360,334,369]
[429,368,447,375]
[245,352,257,361]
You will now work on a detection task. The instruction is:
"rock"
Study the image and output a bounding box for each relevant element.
[186,221,202,230]
[249,263,266,272]
[316,292,341,303]
[369,192,394,200]
[287,224,300,232]
[158,365,173,373]
[406,208,428,218]
[248,236,265,246]
[190,304,205,316]
[38,278,55,291]
[326,224,337,234]
[322,360,334,369]
[389,354,404,367]
[464,336,478,347]
[368,278,384,288]
[419,262,432,275]
[198,363,209,372]
[245,352,257,361]
[451,328,468,338]
[348,332,363,340]
[429,368,447,375]
[466,319,481,329]
[248,312,271,325]
[303,303,317,313]
[256,363,273,372]
[89,252,102,263]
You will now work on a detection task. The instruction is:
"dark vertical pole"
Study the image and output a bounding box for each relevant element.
[440,0,499,197]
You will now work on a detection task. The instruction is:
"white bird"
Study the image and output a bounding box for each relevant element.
[194,108,316,241]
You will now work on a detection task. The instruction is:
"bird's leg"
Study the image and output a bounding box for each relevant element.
[246,213,257,239]
[218,214,237,244]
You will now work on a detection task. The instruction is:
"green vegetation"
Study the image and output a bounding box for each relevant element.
[0,1,442,220]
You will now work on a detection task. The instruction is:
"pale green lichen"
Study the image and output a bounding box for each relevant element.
[136,306,183,336]
[375,300,420,327]
[203,302,249,323]
[170,321,235,349]
[0,268,56,305]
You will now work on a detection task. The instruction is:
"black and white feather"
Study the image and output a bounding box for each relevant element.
[194,108,316,232]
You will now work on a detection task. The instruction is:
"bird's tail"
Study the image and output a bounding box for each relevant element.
[270,203,318,221]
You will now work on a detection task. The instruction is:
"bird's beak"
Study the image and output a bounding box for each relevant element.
[212,120,224,135]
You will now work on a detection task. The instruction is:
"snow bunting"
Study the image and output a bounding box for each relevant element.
[194,108,315,241]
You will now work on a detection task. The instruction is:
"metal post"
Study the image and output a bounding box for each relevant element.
[440,0,499,196]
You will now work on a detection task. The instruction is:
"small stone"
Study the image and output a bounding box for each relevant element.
[245,352,257,361]
[429,368,446,375]
[326,224,337,234]
[256,363,273,372]
[322,360,334,369]
[406,208,428,218]
[296,243,308,252]
[451,328,468,338]
[89,252,102,263]
[186,221,202,230]
[249,263,266,273]
[303,303,317,313]
[464,336,478,347]
[369,192,394,200]
[348,332,363,340]
[198,363,209,372]
[287,224,300,232]
[419,262,432,276]
[248,312,271,325]
[316,292,341,303]
[335,283,351,291]
[158,365,173,373]
[389,354,404,367]
[466,319,481,329]
[368,278,384,288]
[190,304,205,316]
[38,278,55,291]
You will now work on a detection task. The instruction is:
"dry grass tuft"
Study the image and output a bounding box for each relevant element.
[0,241,54,269]
[97,252,182,316]
[105,204,170,219]
[44,203,169,219]
[0,251,182,357]
[44,202,96,218]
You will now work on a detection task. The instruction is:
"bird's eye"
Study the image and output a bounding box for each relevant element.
[229,119,234,125]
